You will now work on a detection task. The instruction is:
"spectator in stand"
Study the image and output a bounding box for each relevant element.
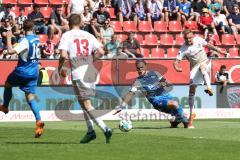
[0,4,16,24]
[105,34,120,58]
[189,0,207,21]
[93,3,110,26]
[91,0,101,13]
[179,0,191,23]
[48,6,69,40]
[163,0,180,25]
[83,18,102,41]
[117,0,137,27]
[214,9,232,33]
[205,32,227,57]
[82,6,92,27]
[198,8,217,39]
[228,5,240,42]
[41,40,57,59]
[100,19,114,44]
[16,7,27,31]
[223,0,238,16]
[147,0,163,25]
[215,65,229,93]
[134,0,147,21]
[28,5,48,35]
[0,18,18,50]
[67,0,85,15]
[113,45,128,59]
[123,32,143,58]
[208,0,222,15]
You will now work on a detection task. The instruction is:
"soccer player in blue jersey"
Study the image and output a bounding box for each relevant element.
[0,19,45,138]
[114,59,193,128]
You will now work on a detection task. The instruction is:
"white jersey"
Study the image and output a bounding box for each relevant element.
[177,37,208,69]
[58,29,102,80]
[70,0,85,14]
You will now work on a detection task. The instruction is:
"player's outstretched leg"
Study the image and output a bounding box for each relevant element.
[79,100,112,144]
[0,83,13,114]
[80,111,96,143]
[26,93,44,138]
[200,64,213,96]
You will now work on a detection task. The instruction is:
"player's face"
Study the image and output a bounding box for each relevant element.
[136,62,147,76]
[184,32,194,46]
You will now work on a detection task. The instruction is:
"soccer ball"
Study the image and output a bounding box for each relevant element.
[119,119,132,132]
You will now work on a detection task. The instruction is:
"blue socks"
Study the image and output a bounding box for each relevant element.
[3,87,12,107]
[27,99,41,121]
[173,105,188,123]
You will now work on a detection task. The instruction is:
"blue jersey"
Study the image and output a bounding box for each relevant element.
[130,71,167,99]
[14,34,40,78]
[180,1,191,15]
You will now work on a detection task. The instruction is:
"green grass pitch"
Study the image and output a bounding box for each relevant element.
[0,120,240,160]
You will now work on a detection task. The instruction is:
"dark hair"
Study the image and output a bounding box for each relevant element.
[23,19,34,32]
[136,59,146,65]
[6,3,12,9]
[19,7,25,11]
[183,29,193,36]
[220,65,226,70]
[68,14,81,29]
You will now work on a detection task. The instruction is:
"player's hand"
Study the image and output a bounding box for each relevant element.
[6,31,13,39]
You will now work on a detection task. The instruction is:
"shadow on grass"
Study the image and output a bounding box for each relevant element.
[133,126,171,130]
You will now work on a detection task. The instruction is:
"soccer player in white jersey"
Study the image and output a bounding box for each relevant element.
[58,14,112,144]
[173,29,228,127]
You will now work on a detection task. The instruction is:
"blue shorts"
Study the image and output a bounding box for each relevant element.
[148,93,173,112]
[6,71,38,94]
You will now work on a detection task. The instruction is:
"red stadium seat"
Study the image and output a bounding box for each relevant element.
[110,21,122,32]
[143,34,158,45]
[221,34,235,46]
[40,7,52,18]
[160,34,174,45]
[11,6,20,17]
[237,35,240,45]
[184,21,199,32]
[154,21,168,32]
[34,0,49,5]
[229,48,239,58]
[106,7,116,19]
[38,34,48,45]
[175,34,184,45]
[24,6,33,16]
[141,48,150,58]
[212,34,221,46]
[52,34,61,44]
[138,21,153,32]
[18,0,33,5]
[151,48,165,58]
[167,48,179,58]
[2,0,17,4]
[116,34,127,43]
[49,0,64,5]
[134,34,143,45]
[169,21,183,32]
[123,21,137,32]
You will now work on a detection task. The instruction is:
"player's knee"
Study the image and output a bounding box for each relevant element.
[168,101,178,109]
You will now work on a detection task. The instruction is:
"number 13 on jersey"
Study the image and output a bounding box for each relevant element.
[74,38,89,56]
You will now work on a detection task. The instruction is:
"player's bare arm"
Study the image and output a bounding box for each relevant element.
[6,31,17,55]
[58,49,68,74]
[206,43,229,57]
[113,91,135,115]
[173,59,182,72]
[93,47,105,61]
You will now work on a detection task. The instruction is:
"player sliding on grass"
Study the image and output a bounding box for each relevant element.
[58,14,112,144]
[114,59,192,128]
[173,29,229,127]
[0,19,44,138]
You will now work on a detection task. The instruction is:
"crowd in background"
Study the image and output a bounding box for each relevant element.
[0,0,239,59]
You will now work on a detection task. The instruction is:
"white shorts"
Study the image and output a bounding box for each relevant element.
[190,60,211,86]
